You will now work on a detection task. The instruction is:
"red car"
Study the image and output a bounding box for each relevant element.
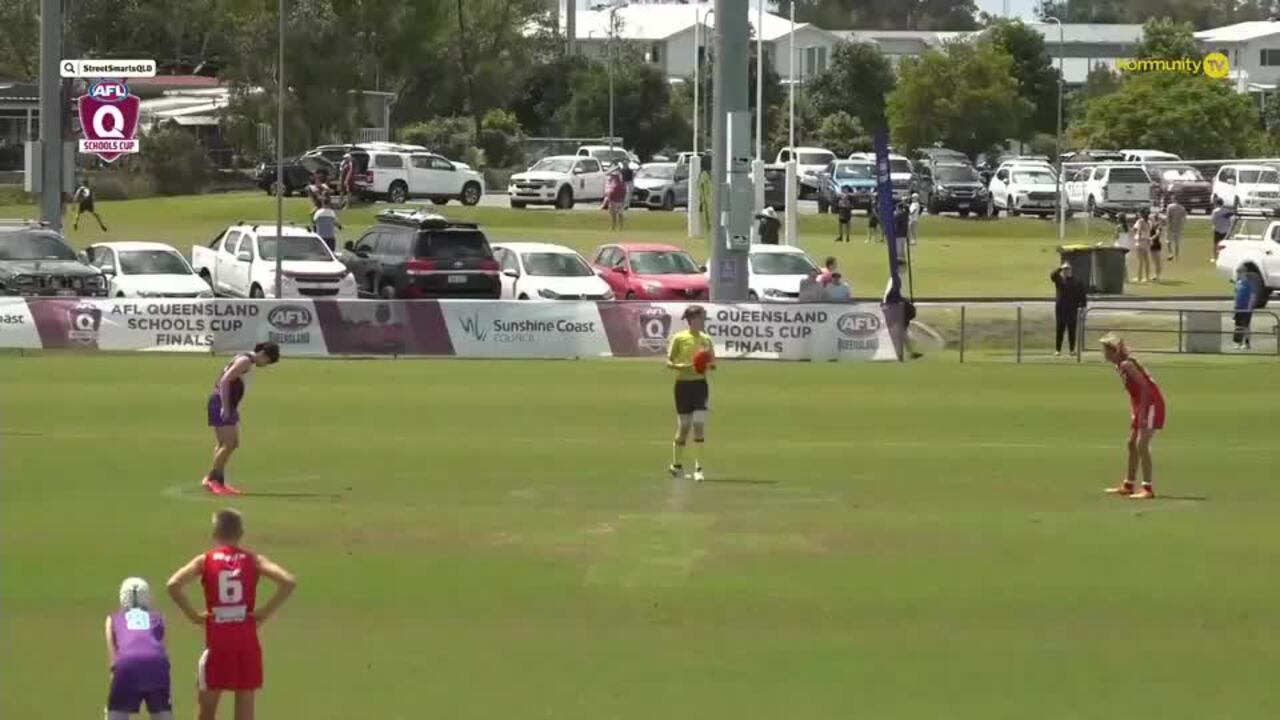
[591,243,710,300]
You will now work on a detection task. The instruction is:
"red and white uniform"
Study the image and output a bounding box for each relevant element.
[198,545,262,691]
[1119,356,1166,431]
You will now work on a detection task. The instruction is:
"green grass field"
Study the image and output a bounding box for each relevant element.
[2,192,1234,299]
[4,352,1279,719]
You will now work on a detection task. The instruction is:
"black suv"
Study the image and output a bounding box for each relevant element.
[917,162,989,217]
[341,210,501,299]
[253,155,333,195]
[0,221,106,296]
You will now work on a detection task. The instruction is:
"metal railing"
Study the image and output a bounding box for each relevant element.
[1078,306,1280,361]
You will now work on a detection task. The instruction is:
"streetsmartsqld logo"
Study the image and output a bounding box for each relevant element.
[1118,52,1230,79]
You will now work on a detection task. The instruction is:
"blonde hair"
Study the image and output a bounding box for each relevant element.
[212,509,244,543]
[1099,333,1126,352]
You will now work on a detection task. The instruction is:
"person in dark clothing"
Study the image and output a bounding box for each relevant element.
[1051,262,1088,355]
[755,206,781,245]
[620,161,636,208]
[1232,267,1261,349]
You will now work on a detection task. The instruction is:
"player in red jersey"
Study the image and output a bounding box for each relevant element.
[1100,334,1165,500]
[166,509,296,720]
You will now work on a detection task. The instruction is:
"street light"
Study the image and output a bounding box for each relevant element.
[693,7,715,155]
[1046,16,1065,242]
[275,0,285,298]
[784,0,797,246]
[593,1,628,152]
[752,0,765,225]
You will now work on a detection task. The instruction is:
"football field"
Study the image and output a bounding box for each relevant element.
[3,352,1279,719]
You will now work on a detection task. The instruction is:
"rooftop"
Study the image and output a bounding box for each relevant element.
[1196,20,1280,43]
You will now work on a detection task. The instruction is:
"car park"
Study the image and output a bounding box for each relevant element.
[1066,165,1155,215]
[1062,149,1126,164]
[1122,149,1181,164]
[254,155,332,196]
[492,242,612,300]
[0,220,106,297]
[987,163,1060,217]
[351,149,484,205]
[508,155,608,209]
[631,162,689,211]
[590,243,709,300]
[577,145,638,170]
[1147,164,1212,212]
[917,162,988,216]
[1215,215,1279,305]
[816,159,877,214]
[192,222,357,299]
[1213,164,1280,214]
[84,242,213,298]
[742,245,821,302]
[776,147,837,200]
[341,209,500,299]
[847,152,916,201]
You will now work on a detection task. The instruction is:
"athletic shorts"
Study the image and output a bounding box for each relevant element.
[1213,230,1227,242]
[674,380,709,416]
[108,659,172,713]
[199,644,263,692]
[207,393,240,427]
[79,201,95,213]
[1131,399,1166,431]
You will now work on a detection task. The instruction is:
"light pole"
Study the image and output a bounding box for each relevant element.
[690,8,712,239]
[275,0,285,298]
[784,0,797,246]
[752,0,765,226]
[1047,16,1065,242]
[594,1,627,151]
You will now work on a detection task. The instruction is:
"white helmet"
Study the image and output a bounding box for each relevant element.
[119,577,151,610]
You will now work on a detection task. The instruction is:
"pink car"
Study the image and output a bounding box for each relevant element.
[591,243,710,300]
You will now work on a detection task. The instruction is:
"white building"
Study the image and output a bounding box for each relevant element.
[1196,20,1280,94]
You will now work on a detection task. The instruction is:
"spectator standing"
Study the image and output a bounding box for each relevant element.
[825,272,852,301]
[1148,205,1164,281]
[620,161,636,209]
[1131,208,1153,283]
[817,256,838,286]
[1211,197,1234,262]
[1233,266,1261,349]
[603,169,627,231]
[312,199,341,251]
[908,192,922,246]
[1163,197,1186,261]
[1050,262,1088,356]
[893,201,910,265]
[835,185,854,242]
[755,207,781,245]
[866,193,880,243]
[698,154,713,235]
[882,278,922,359]
[798,270,824,302]
[339,152,356,207]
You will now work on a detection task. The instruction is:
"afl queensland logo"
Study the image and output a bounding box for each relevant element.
[637,307,671,353]
[266,304,313,345]
[77,80,140,163]
[836,312,881,352]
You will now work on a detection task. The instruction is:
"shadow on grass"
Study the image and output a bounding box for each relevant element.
[238,491,345,501]
[702,478,779,486]
[1157,494,1208,502]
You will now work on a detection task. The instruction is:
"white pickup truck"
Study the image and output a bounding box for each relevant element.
[191,223,358,298]
[1215,215,1279,304]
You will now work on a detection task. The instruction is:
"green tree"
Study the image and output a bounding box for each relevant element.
[1067,64,1122,125]
[813,112,869,155]
[511,54,592,137]
[887,40,1032,158]
[141,125,211,195]
[1069,72,1262,159]
[1134,18,1201,61]
[807,41,895,132]
[399,117,476,161]
[478,109,525,168]
[558,57,683,160]
[0,0,37,78]
[984,20,1060,136]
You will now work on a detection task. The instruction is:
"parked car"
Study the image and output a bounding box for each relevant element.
[742,245,821,302]
[917,162,988,216]
[631,162,689,211]
[253,155,332,196]
[1147,164,1213,213]
[775,146,837,199]
[340,209,501,299]
[1062,149,1126,164]
[1065,164,1156,215]
[1122,149,1181,164]
[350,149,484,205]
[492,242,613,300]
[0,221,106,296]
[191,222,357,299]
[848,152,916,200]
[987,164,1059,217]
[590,243,709,300]
[508,155,608,209]
[577,145,638,170]
[914,147,969,168]
[816,159,877,214]
[1215,216,1279,304]
[763,164,787,211]
[84,242,213,298]
[1213,164,1280,214]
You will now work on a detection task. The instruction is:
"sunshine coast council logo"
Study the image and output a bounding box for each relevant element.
[1117,52,1230,79]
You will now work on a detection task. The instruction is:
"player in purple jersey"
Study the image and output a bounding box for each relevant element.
[202,342,280,496]
[106,578,173,720]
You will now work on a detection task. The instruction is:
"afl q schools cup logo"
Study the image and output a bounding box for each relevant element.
[77,80,140,163]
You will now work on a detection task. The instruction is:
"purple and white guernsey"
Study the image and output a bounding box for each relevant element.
[108,608,172,714]
[206,353,253,428]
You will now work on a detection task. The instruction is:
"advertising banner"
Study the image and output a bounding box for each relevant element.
[6,299,896,362]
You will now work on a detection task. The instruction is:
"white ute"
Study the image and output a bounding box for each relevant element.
[508,156,607,209]
[191,223,357,298]
[1215,216,1280,304]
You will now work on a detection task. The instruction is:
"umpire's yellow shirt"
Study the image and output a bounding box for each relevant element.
[668,330,715,382]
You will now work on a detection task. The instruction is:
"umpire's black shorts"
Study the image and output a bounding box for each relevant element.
[674,379,709,416]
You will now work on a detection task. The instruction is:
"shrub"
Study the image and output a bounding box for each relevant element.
[478,109,525,168]
[140,126,211,196]
[399,117,475,161]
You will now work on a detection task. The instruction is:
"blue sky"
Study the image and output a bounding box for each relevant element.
[976,0,1039,21]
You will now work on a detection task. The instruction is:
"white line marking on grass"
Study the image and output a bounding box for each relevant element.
[583,477,710,589]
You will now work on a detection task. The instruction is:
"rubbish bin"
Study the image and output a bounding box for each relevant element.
[1058,245,1095,290]
[1093,247,1128,295]
[1183,311,1223,354]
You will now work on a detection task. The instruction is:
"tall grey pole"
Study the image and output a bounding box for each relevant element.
[38,0,64,229]
[755,0,763,161]
[608,8,615,151]
[566,0,576,56]
[709,0,749,301]
[1049,17,1065,241]
[275,0,285,298]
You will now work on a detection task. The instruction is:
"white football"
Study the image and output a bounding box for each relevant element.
[119,577,151,610]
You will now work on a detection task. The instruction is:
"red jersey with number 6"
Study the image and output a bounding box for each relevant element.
[201,545,259,649]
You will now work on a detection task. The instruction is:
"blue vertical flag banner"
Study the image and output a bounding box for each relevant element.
[873,130,901,293]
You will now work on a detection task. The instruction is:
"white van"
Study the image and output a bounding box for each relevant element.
[1213,164,1280,213]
